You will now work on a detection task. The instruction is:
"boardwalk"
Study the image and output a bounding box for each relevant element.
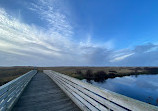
[1,70,157,111]
[12,72,81,111]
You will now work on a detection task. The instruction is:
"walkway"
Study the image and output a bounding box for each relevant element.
[12,72,81,111]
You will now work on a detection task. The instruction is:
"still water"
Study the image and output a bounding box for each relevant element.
[83,74,158,106]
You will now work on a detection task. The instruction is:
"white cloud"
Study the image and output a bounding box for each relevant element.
[0,5,108,66]
[110,43,158,66]
[0,0,158,66]
[104,40,114,49]
[111,53,134,62]
[0,7,71,61]
[29,0,73,38]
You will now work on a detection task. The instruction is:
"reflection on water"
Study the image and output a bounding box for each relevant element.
[83,74,158,106]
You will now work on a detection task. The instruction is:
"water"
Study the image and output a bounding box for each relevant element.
[83,74,158,106]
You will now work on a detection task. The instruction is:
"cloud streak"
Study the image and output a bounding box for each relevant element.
[29,0,73,37]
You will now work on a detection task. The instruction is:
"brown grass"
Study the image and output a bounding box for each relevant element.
[0,66,158,86]
[0,66,34,86]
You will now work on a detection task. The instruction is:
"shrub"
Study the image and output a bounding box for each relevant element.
[94,71,107,82]
[85,70,93,80]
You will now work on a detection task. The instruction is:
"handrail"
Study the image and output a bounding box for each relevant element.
[0,70,37,111]
[44,70,158,111]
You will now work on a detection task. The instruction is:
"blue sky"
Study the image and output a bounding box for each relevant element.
[0,0,158,66]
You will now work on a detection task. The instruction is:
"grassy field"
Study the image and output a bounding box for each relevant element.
[37,67,158,80]
[0,66,34,86]
[0,66,158,86]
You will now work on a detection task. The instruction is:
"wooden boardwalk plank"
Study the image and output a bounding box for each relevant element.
[12,72,81,111]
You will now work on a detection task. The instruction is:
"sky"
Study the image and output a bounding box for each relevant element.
[0,0,158,66]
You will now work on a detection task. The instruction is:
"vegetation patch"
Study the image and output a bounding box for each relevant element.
[0,66,158,86]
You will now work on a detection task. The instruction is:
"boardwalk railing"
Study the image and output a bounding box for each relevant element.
[44,70,158,111]
[0,70,37,111]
